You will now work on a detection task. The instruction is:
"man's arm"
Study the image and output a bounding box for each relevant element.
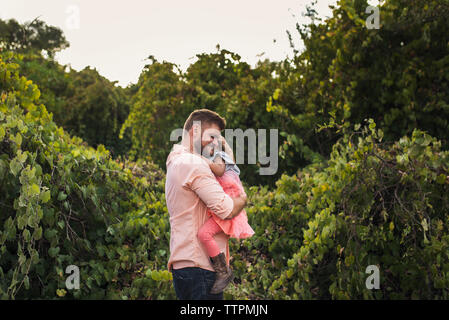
[188,163,246,220]
[224,192,247,220]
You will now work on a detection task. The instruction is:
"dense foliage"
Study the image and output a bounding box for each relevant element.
[1,0,449,300]
[269,0,449,169]
[233,121,449,299]
[121,50,282,186]
[13,53,133,158]
[0,53,174,299]
[0,18,69,57]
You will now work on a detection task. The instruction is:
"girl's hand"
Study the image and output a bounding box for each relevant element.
[220,136,235,162]
[219,136,227,148]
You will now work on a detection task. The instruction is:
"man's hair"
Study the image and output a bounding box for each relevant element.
[183,109,226,132]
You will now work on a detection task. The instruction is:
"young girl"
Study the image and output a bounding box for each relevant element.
[198,137,255,294]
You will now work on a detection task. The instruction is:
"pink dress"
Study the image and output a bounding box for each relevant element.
[206,170,255,239]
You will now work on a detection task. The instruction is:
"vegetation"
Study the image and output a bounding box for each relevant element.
[0,52,174,299]
[1,0,449,299]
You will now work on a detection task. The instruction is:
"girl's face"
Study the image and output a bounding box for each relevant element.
[201,128,223,157]
[192,123,221,157]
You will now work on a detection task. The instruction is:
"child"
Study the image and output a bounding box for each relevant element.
[198,137,255,294]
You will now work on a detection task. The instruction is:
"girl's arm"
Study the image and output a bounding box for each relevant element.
[209,155,226,177]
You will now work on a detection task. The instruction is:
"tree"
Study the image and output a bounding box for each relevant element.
[269,0,449,168]
[0,18,69,57]
[120,56,192,165]
[64,67,132,157]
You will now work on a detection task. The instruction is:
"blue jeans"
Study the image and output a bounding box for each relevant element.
[171,267,223,300]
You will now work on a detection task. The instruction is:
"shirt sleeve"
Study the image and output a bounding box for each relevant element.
[188,163,234,220]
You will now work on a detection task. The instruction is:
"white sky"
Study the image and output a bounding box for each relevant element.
[1,0,339,87]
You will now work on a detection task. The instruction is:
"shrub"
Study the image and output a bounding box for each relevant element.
[0,52,174,299]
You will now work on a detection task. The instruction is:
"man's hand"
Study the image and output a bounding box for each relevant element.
[225,192,247,220]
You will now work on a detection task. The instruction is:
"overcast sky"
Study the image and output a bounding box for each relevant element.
[1,0,340,87]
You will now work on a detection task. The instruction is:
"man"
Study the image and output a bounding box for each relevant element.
[165,109,247,300]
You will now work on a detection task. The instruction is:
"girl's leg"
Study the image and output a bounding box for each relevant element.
[197,217,223,257]
[198,217,234,294]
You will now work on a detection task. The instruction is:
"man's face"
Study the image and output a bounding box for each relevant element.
[191,122,221,157]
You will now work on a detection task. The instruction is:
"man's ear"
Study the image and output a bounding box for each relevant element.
[192,123,200,136]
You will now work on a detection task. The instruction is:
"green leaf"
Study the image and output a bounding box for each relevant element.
[23,229,31,241]
[40,190,51,203]
[17,215,27,230]
[29,183,40,197]
[57,192,67,201]
[56,289,67,297]
[71,149,80,157]
[161,270,172,281]
[18,253,26,265]
[9,158,22,176]
[14,132,22,146]
[17,150,27,163]
[44,229,57,241]
[24,276,30,290]
[294,281,301,293]
[345,255,355,266]
[421,218,428,232]
[151,271,161,281]
[436,174,446,184]
[48,247,60,258]
[423,232,430,245]
[33,227,42,240]
[57,220,65,229]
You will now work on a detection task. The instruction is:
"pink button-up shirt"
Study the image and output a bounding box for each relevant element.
[165,143,234,272]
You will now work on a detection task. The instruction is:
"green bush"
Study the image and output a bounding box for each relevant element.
[2,0,449,300]
[121,50,284,187]
[225,118,449,300]
[270,121,449,299]
[0,52,174,299]
[268,0,449,176]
